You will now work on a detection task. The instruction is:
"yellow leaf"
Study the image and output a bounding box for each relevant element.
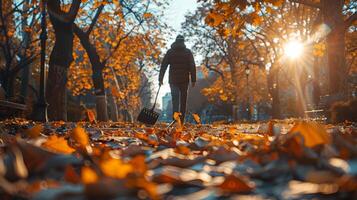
[26,124,43,139]
[81,166,98,184]
[71,126,90,149]
[289,121,331,147]
[42,135,75,154]
[173,112,183,131]
[100,157,133,179]
[192,113,201,124]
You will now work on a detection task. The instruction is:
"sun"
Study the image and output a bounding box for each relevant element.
[284,40,304,59]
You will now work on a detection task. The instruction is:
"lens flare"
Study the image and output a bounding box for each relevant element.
[284,40,304,59]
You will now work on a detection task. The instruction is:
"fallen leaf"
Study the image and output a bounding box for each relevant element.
[100,157,133,179]
[86,109,96,123]
[71,126,91,152]
[219,174,254,193]
[42,135,75,154]
[175,145,191,155]
[192,113,201,124]
[173,112,183,131]
[289,121,331,147]
[25,124,43,139]
[81,166,98,184]
[162,156,206,168]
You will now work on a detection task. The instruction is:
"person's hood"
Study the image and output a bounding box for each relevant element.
[171,41,186,49]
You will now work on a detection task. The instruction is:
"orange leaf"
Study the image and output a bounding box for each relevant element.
[100,157,133,179]
[86,109,96,123]
[175,145,191,155]
[71,126,90,149]
[42,135,75,154]
[173,112,182,131]
[192,113,201,124]
[289,121,331,147]
[219,175,254,193]
[81,166,98,184]
[25,124,43,139]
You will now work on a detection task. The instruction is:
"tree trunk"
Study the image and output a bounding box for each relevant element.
[20,0,31,104]
[46,0,80,121]
[20,62,30,103]
[73,25,109,121]
[6,75,15,98]
[107,91,119,121]
[46,19,73,121]
[322,0,346,96]
[95,95,108,121]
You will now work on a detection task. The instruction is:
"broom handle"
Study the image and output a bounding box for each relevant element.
[151,86,161,111]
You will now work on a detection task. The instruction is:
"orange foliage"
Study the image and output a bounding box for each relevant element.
[42,135,75,154]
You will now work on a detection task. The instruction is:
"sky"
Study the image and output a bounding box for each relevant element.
[156,0,198,109]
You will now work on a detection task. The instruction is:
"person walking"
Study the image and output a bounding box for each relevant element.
[159,35,196,123]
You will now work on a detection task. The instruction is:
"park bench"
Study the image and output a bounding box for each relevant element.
[304,109,325,119]
[0,99,27,119]
[304,94,345,120]
[305,96,328,119]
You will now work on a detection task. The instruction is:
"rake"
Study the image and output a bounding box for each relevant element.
[137,86,161,125]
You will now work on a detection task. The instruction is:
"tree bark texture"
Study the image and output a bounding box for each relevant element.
[46,0,80,121]
[322,0,346,96]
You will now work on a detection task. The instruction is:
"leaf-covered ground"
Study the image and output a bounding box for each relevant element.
[0,119,356,200]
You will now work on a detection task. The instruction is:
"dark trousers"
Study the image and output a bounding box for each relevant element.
[170,83,188,122]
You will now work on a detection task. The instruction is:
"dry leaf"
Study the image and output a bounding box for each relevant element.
[289,121,331,147]
[86,109,96,123]
[192,113,201,124]
[99,157,133,179]
[71,126,91,152]
[175,145,191,155]
[42,135,75,154]
[219,174,254,193]
[173,112,183,131]
[81,166,98,184]
[25,124,43,139]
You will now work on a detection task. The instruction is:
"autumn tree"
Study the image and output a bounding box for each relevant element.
[245,2,321,117]
[183,3,270,120]
[200,0,357,99]
[0,0,41,101]
[290,0,356,96]
[66,0,165,121]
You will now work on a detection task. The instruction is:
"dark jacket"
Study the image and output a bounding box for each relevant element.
[159,41,196,84]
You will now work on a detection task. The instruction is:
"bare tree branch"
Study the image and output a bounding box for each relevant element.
[86,4,104,35]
